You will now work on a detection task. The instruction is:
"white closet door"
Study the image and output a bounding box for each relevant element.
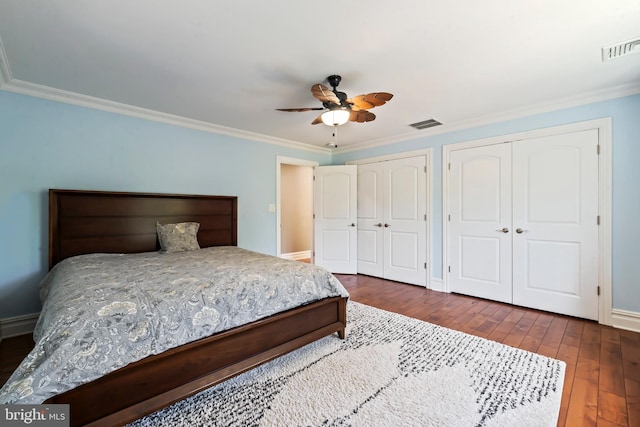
[314,165,358,274]
[356,156,428,286]
[357,162,384,277]
[449,144,513,303]
[383,156,427,286]
[512,130,599,320]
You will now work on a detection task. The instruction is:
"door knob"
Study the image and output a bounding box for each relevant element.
[516,228,527,234]
[496,227,509,233]
[384,223,390,228]
[349,223,356,227]
[374,223,383,227]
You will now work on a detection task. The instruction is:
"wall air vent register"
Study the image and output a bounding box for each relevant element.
[409,119,442,130]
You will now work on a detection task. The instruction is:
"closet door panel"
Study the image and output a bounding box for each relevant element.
[449,144,513,303]
[357,156,427,286]
[357,164,384,277]
[512,130,599,320]
[384,157,427,286]
[447,128,600,320]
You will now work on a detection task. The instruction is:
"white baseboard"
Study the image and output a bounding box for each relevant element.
[429,277,445,292]
[426,280,639,333]
[611,308,640,333]
[1,303,635,346]
[280,251,311,261]
[0,312,39,342]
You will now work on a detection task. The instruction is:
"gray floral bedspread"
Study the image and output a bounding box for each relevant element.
[0,246,349,404]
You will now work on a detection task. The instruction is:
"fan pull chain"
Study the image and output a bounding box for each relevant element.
[332,125,339,148]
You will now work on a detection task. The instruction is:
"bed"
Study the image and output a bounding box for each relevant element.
[1,189,348,426]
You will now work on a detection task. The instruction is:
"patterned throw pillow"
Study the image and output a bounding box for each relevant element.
[156,222,201,252]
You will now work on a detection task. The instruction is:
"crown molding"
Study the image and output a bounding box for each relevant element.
[0,77,331,155]
[4,75,639,157]
[3,22,638,159]
[335,82,640,154]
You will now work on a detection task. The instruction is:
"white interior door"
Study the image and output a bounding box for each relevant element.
[357,162,384,277]
[314,165,358,273]
[383,157,427,285]
[449,144,513,303]
[448,129,600,319]
[512,130,599,320]
[356,157,427,286]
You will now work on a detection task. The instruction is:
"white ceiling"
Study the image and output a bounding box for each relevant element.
[1,1,639,151]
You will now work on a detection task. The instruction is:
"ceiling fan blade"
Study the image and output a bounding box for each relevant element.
[311,115,324,125]
[348,92,393,110]
[276,108,325,112]
[350,110,376,123]
[311,84,341,105]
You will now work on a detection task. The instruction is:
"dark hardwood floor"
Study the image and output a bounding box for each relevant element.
[1,273,638,426]
[0,333,34,386]
[335,274,640,427]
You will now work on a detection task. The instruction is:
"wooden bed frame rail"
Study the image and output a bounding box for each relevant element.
[46,297,347,427]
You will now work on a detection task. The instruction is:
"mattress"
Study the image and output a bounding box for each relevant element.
[0,246,349,404]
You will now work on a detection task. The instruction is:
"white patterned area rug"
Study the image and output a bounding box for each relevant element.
[130,302,565,427]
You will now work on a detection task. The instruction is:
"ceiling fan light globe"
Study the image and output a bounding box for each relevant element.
[321,109,350,126]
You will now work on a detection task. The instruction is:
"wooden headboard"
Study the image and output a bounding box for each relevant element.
[49,189,238,269]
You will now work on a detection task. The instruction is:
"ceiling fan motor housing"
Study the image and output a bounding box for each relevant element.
[327,75,342,89]
[326,75,349,107]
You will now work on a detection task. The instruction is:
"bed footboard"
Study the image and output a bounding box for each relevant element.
[45,296,347,427]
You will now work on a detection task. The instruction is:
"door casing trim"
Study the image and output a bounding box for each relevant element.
[276,156,319,258]
[442,118,612,325]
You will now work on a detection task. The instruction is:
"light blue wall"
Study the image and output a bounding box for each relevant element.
[2,91,639,319]
[334,94,640,314]
[0,91,332,318]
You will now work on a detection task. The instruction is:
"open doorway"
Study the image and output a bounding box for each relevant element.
[276,157,318,261]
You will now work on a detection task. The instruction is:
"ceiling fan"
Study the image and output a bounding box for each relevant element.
[276,75,393,127]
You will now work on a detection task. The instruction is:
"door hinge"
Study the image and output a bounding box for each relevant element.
[424,262,427,269]
[597,144,600,155]
[424,214,427,221]
[424,166,427,173]
[448,265,451,273]
[448,214,451,221]
[448,163,451,170]
[313,213,315,219]
[597,215,600,225]
[597,286,600,296]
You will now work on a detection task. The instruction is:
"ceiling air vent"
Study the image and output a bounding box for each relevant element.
[602,37,640,61]
[409,119,442,130]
